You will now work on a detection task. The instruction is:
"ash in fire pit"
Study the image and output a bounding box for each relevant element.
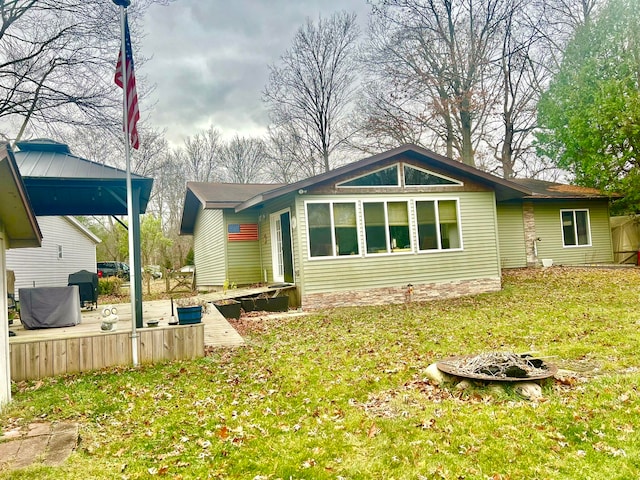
[437,352,557,382]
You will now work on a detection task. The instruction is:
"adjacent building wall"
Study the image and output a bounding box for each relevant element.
[0,227,10,407]
[6,217,98,299]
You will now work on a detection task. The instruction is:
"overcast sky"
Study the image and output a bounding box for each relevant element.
[139,0,372,146]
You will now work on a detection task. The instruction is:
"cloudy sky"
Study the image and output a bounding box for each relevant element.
[139,0,372,146]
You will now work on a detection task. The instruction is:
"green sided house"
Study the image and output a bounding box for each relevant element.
[180,144,615,309]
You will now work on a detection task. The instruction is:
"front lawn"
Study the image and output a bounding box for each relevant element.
[2,267,640,479]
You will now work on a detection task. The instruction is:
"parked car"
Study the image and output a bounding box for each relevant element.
[97,261,130,281]
[144,265,163,279]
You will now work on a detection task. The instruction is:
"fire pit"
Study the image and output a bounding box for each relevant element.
[436,352,557,383]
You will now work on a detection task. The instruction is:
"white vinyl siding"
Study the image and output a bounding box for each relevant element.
[298,191,500,295]
[6,217,98,299]
[1,229,10,406]
[193,209,225,286]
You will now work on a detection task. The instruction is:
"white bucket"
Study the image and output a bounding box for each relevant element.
[541,259,553,268]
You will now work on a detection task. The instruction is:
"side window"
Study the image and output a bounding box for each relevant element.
[416,199,461,250]
[333,203,359,256]
[561,209,591,246]
[307,202,359,257]
[363,201,410,254]
[308,203,332,257]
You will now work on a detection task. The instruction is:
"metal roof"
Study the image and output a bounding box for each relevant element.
[14,139,154,216]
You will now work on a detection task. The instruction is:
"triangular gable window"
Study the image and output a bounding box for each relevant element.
[404,165,462,186]
[338,165,399,187]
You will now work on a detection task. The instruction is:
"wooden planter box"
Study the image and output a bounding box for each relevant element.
[177,305,202,325]
[241,296,289,313]
[214,300,242,319]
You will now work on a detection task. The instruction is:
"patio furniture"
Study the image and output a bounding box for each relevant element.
[19,286,82,329]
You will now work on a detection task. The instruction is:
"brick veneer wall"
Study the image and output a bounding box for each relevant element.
[301,277,501,310]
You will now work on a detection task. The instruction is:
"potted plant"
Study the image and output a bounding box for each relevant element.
[241,294,289,312]
[214,299,242,319]
[263,295,289,312]
[175,297,208,325]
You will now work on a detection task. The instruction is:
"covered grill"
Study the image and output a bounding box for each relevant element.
[67,270,98,310]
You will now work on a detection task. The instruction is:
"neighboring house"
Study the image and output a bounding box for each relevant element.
[6,216,100,298]
[180,144,616,309]
[0,144,42,406]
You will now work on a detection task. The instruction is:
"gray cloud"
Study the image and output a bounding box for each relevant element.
[139,0,371,145]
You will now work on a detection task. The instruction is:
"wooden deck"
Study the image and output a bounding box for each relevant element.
[8,298,245,382]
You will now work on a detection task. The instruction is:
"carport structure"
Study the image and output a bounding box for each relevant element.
[13,138,153,328]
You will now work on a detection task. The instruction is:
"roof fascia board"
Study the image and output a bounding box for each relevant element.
[63,216,101,244]
[0,143,42,247]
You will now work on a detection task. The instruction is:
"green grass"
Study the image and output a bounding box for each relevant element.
[2,267,640,479]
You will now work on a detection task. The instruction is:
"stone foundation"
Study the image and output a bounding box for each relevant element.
[302,277,502,310]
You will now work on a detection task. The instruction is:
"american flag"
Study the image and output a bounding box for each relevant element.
[114,13,140,150]
[228,224,259,241]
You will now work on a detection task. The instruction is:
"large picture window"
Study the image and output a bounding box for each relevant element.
[416,199,461,251]
[561,209,591,247]
[305,197,462,259]
[307,202,359,257]
[363,201,411,254]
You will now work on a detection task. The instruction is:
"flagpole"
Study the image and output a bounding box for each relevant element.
[114,0,139,367]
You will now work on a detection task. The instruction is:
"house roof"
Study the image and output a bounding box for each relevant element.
[180,182,285,234]
[14,139,154,215]
[180,144,616,234]
[0,144,42,248]
[510,178,617,199]
[234,144,534,211]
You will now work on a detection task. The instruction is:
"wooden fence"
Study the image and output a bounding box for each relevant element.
[9,323,204,382]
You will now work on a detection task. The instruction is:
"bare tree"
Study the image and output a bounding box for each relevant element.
[220,135,267,183]
[490,0,546,178]
[182,126,224,182]
[363,0,511,167]
[0,0,168,144]
[263,11,360,173]
[348,79,436,155]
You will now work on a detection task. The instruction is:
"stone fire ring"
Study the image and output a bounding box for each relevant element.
[436,356,558,383]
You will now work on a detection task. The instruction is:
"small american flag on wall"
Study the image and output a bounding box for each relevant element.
[228,223,259,241]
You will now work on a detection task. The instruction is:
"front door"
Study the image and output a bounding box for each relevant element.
[271,209,294,283]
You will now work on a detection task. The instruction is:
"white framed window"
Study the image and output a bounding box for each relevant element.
[306,201,359,258]
[305,197,463,260]
[363,200,412,254]
[561,209,591,247]
[415,199,462,251]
